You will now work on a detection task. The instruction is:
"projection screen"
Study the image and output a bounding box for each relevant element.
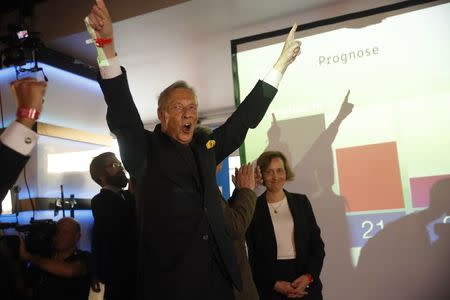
[232,1,450,299]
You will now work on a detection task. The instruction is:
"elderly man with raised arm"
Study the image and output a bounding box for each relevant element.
[87,1,301,299]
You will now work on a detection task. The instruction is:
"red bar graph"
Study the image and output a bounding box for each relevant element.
[336,142,404,212]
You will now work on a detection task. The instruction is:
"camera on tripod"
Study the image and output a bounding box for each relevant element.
[0,0,47,80]
[0,24,38,67]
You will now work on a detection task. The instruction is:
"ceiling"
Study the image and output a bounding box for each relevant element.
[0,0,47,16]
[1,0,347,66]
[1,0,410,130]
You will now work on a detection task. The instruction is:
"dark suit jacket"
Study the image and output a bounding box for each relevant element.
[221,188,259,300]
[246,190,325,299]
[98,68,277,299]
[0,143,29,207]
[91,189,136,299]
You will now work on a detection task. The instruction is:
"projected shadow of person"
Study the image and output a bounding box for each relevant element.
[291,91,355,299]
[431,222,450,299]
[265,112,293,164]
[355,177,450,300]
[264,91,355,299]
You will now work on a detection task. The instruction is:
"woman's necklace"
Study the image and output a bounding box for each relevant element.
[268,199,284,214]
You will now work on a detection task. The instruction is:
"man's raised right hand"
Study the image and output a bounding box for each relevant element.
[88,0,116,58]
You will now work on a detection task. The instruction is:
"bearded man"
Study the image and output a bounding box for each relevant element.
[89,152,137,300]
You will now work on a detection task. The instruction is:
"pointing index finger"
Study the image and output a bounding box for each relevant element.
[344,89,350,103]
[287,23,298,41]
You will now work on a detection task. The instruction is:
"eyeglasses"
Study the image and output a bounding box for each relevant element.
[105,162,123,169]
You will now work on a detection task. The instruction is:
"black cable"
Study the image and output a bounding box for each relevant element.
[41,67,48,82]
[14,185,21,224]
[23,163,35,221]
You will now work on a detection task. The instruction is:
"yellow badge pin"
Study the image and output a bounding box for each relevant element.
[206,140,216,149]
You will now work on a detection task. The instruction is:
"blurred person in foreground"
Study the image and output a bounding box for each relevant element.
[1,78,46,209]
[0,77,47,300]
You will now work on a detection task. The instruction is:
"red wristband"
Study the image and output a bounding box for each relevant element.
[305,273,313,284]
[17,107,40,120]
[95,38,113,47]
